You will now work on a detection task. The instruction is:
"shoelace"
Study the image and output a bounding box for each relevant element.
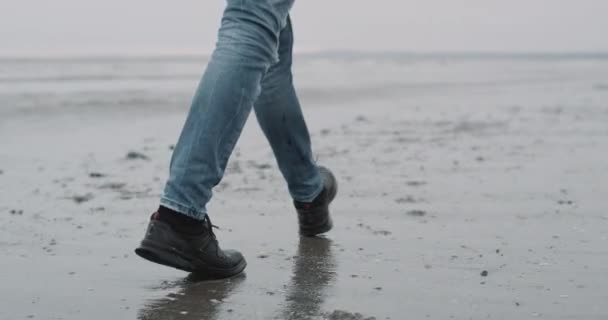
[203,216,224,257]
[204,216,220,242]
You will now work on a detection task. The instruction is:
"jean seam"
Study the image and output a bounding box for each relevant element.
[217,87,248,166]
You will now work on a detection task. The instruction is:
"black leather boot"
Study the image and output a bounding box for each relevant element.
[135,213,246,278]
[294,166,338,237]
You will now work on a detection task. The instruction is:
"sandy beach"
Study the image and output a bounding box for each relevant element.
[1,54,608,320]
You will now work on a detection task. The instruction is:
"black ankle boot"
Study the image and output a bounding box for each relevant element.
[294,166,338,237]
[135,213,246,278]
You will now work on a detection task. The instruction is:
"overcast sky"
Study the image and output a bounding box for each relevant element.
[1,0,607,55]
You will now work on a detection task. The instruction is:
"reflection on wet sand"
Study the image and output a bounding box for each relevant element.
[138,237,336,320]
[280,237,337,320]
[137,273,246,320]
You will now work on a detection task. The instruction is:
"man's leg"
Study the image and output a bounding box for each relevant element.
[135,0,295,277]
[161,0,295,220]
[254,17,337,236]
[253,16,323,203]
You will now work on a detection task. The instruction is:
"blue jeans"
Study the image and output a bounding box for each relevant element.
[160,0,323,220]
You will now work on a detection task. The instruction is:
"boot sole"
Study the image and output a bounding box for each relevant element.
[135,240,247,278]
[299,216,333,237]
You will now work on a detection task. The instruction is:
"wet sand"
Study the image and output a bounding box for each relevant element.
[1,57,608,319]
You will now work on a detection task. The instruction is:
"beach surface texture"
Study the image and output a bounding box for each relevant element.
[1,53,607,320]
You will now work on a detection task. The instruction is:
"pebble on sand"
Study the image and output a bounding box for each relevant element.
[406,181,427,187]
[481,270,489,277]
[355,115,369,122]
[407,210,427,217]
[248,161,272,170]
[89,172,106,178]
[395,196,418,204]
[557,200,574,205]
[72,194,94,204]
[325,310,376,320]
[125,151,150,161]
[372,230,392,236]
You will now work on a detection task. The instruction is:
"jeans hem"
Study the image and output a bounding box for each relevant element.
[159,197,207,221]
[292,175,325,203]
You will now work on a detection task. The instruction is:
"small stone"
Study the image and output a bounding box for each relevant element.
[557,200,574,205]
[374,287,382,291]
[180,311,188,315]
[325,310,376,320]
[515,302,520,307]
[249,162,272,170]
[407,210,427,217]
[481,270,489,277]
[98,182,125,190]
[72,194,94,204]
[257,254,269,259]
[10,209,24,215]
[355,115,368,122]
[395,196,417,204]
[125,151,149,160]
[88,172,106,178]
[169,145,175,150]
[406,181,426,187]
[373,230,392,236]
[209,299,220,304]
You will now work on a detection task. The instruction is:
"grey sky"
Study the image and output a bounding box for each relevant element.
[1,0,607,55]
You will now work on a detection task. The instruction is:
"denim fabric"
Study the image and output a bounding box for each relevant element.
[161,0,323,220]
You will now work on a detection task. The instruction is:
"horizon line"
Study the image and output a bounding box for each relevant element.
[2,50,608,61]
